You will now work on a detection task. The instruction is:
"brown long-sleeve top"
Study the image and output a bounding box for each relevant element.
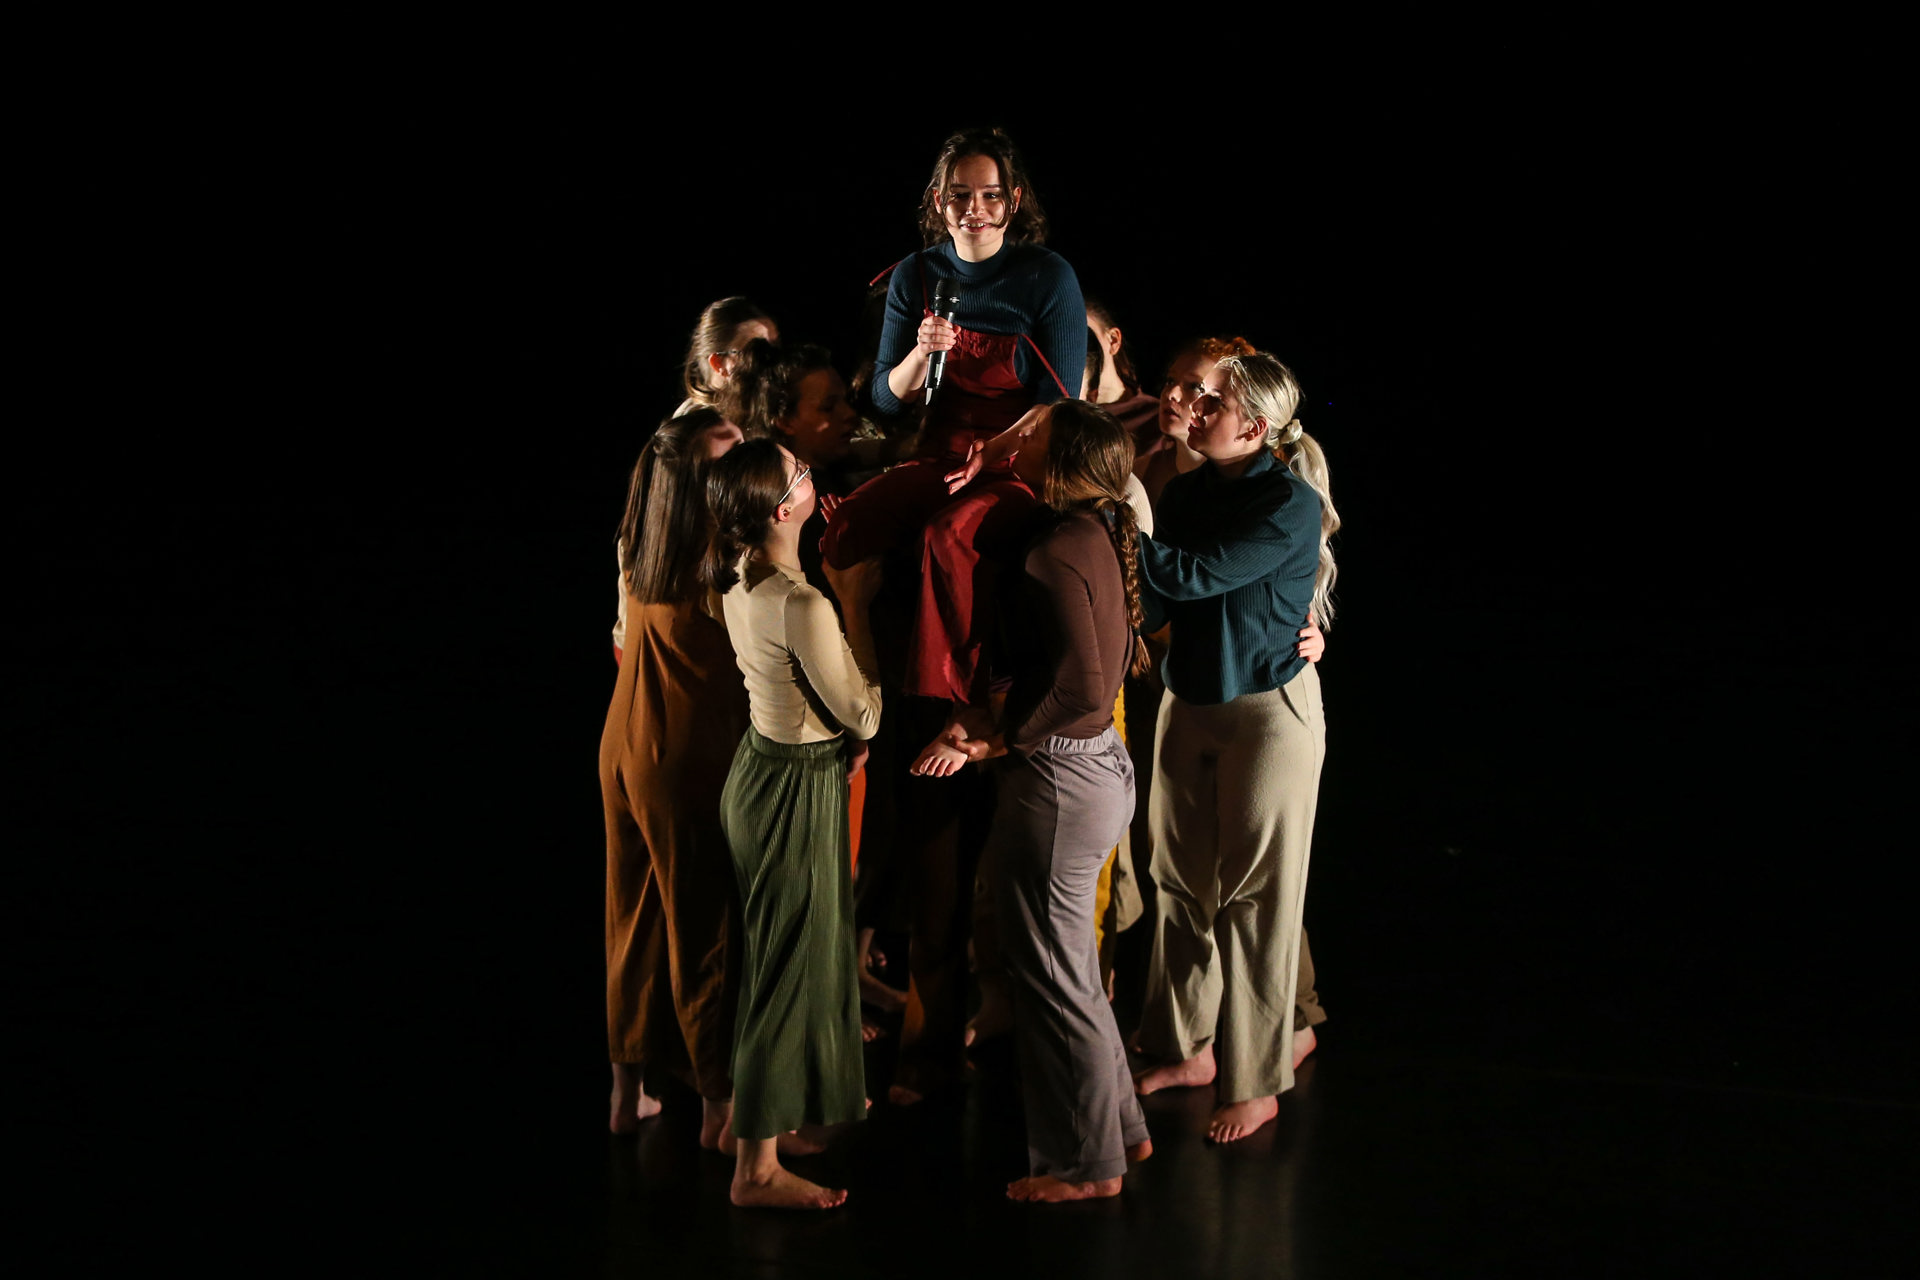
[722,556,883,745]
[1001,510,1131,757]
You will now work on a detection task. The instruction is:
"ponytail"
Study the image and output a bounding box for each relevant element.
[700,438,790,594]
[1215,352,1342,629]
[1277,428,1340,629]
[1041,400,1154,677]
[682,296,774,404]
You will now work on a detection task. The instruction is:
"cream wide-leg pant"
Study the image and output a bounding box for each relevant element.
[1136,664,1326,1102]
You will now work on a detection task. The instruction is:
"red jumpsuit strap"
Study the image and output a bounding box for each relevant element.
[1021,332,1072,399]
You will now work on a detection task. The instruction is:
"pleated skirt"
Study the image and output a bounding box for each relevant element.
[719,726,867,1140]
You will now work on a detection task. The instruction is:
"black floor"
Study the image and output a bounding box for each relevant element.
[20,484,1917,1276]
[598,1031,1915,1280]
[19,93,1914,1266]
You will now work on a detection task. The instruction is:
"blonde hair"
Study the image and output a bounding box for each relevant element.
[1213,353,1341,628]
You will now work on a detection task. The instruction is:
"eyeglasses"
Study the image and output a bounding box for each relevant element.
[777,463,811,506]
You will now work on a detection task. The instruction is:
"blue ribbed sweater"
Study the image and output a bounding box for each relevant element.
[870,241,1085,417]
[1138,449,1322,705]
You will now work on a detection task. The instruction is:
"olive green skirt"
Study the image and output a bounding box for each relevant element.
[719,726,867,1140]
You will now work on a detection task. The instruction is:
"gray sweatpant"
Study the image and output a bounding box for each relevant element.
[1138,665,1326,1102]
[991,727,1150,1183]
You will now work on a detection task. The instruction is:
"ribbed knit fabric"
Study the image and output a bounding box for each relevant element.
[1137,450,1321,705]
[870,241,1085,417]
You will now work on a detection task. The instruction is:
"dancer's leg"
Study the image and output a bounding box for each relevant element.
[1208,668,1326,1140]
[997,733,1142,1201]
[1133,695,1225,1093]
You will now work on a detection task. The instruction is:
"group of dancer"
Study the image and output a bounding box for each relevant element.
[598,128,1341,1210]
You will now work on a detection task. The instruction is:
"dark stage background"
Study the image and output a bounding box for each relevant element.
[18,77,1914,1273]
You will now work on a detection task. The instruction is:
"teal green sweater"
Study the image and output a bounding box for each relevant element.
[1137,450,1322,705]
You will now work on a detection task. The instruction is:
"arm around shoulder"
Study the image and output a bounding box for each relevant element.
[1138,479,1313,601]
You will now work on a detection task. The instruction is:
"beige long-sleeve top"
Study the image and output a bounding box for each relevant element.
[721,557,882,745]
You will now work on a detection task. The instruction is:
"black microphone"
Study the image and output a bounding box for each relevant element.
[926,278,960,404]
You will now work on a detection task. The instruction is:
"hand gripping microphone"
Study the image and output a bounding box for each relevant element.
[926,278,960,404]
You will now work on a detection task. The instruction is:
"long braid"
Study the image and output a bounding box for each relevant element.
[1043,398,1153,678]
[1101,494,1153,678]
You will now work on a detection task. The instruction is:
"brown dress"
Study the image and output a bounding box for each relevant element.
[599,595,751,1099]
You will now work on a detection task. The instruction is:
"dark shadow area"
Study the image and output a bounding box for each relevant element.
[16,75,1914,1275]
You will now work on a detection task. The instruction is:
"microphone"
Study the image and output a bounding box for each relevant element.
[926,278,960,404]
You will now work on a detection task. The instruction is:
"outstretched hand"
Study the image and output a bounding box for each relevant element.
[943,405,1050,494]
[943,439,985,494]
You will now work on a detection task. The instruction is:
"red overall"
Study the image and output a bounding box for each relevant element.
[822,256,1070,705]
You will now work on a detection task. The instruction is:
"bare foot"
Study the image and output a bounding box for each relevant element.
[965,987,1013,1047]
[1207,1095,1278,1143]
[861,1013,887,1043]
[1126,1139,1153,1164]
[698,1097,733,1151]
[1007,1175,1122,1203]
[859,969,907,1015]
[1133,1044,1216,1096]
[1292,1025,1317,1069]
[610,1065,662,1134]
[887,1084,924,1108]
[730,1165,848,1210]
[777,1126,834,1157]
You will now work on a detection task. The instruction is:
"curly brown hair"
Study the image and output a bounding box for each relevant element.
[917,127,1048,248]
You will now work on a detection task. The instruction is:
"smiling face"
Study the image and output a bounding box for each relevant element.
[1159,352,1217,442]
[942,153,1019,259]
[779,368,858,466]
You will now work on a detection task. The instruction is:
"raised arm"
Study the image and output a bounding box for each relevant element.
[875,259,956,415]
[944,404,1049,493]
